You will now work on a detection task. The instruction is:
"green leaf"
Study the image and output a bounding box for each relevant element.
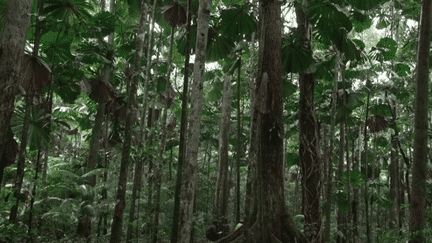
[157,77,168,93]
[52,65,82,103]
[345,92,365,111]
[282,32,314,73]
[376,195,392,208]
[352,39,366,51]
[336,197,350,213]
[314,55,336,81]
[350,11,372,33]
[376,17,390,29]
[394,63,411,77]
[204,70,222,81]
[158,62,169,74]
[84,10,116,39]
[308,2,352,47]
[369,104,392,117]
[208,80,224,102]
[370,37,397,61]
[374,136,388,147]
[286,153,299,168]
[41,33,75,63]
[283,81,297,97]
[349,169,364,187]
[166,139,180,151]
[177,25,197,56]
[346,0,387,10]
[341,38,362,61]
[44,0,94,23]
[219,5,257,42]
[207,26,236,62]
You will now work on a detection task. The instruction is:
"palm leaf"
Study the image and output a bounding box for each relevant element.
[44,0,94,25]
[219,4,257,42]
[346,0,387,10]
[308,2,352,47]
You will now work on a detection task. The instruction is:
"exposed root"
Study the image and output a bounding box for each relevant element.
[213,215,309,243]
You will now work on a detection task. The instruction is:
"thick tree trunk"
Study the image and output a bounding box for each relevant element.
[109,1,147,242]
[409,0,431,241]
[216,0,308,242]
[0,0,34,188]
[295,1,322,242]
[178,0,212,241]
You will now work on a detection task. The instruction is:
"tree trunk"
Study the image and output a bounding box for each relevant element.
[409,0,431,241]
[27,0,46,234]
[337,120,347,243]
[212,75,232,240]
[10,100,31,223]
[294,1,322,241]
[245,2,257,225]
[170,0,192,240]
[235,57,241,224]
[97,121,110,237]
[178,0,212,241]
[389,134,399,230]
[363,80,371,243]
[215,0,307,242]
[109,1,147,242]
[0,0,34,191]
[152,25,176,243]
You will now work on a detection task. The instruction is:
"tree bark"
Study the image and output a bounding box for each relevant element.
[295,1,322,242]
[109,1,147,242]
[409,0,431,241]
[178,0,212,241]
[216,0,308,242]
[389,133,399,230]
[235,57,241,224]
[215,75,232,223]
[0,0,34,189]
[337,120,347,243]
[170,0,192,240]
[10,100,31,223]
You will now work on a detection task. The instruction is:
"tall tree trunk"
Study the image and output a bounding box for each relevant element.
[152,25,176,243]
[81,0,115,238]
[170,0,192,240]
[245,0,257,225]
[295,1,322,241]
[27,0,46,233]
[235,56,242,224]
[214,74,232,238]
[143,5,159,238]
[0,0,34,192]
[363,80,372,243]
[178,0,212,241]
[337,120,347,243]
[109,1,147,242]
[409,0,431,241]
[215,0,307,242]
[352,126,361,242]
